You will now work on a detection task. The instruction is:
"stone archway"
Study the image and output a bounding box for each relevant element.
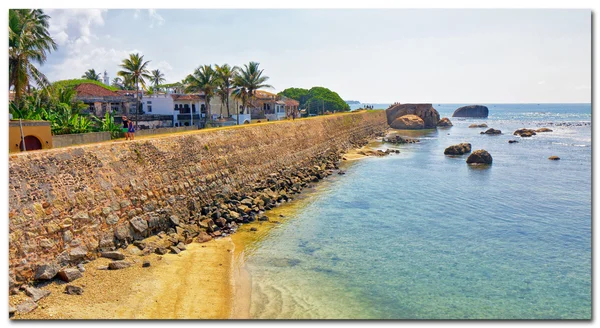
[20,135,42,151]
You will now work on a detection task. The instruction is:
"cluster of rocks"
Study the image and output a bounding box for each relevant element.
[383,135,420,144]
[469,123,488,128]
[480,128,502,135]
[513,128,537,137]
[444,143,472,156]
[553,122,590,127]
[357,148,400,157]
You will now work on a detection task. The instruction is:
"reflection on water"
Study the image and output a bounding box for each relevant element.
[244,104,591,319]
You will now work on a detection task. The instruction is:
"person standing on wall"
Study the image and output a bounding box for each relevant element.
[128,119,135,140]
[122,116,130,140]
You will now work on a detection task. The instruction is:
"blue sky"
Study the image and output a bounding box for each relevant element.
[42,9,591,103]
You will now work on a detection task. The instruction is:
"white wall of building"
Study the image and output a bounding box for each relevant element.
[141,95,174,115]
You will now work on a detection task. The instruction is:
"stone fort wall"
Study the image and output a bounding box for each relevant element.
[8,111,387,282]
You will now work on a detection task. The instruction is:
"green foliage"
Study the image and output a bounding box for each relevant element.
[9,9,57,105]
[82,68,101,81]
[279,86,350,114]
[278,87,309,103]
[52,79,119,92]
[93,112,123,139]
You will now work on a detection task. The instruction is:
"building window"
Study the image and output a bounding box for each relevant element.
[192,104,196,112]
[147,101,152,104]
[148,105,152,112]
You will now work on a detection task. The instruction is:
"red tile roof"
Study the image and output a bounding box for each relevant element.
[171,94,203,101]
[74,83,120,97]
[283,98,299,106]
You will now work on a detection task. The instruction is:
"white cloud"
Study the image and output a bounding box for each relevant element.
[537,80,546,85]
[45,9,106,46]
[148,9,165,28]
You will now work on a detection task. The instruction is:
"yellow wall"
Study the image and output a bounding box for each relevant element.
[9,121,53,152]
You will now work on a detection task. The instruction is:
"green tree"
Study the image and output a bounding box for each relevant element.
[9,9,57,108]
[111,77,124,89]
[278,87,309,103]
[279,86,350,114]
[150,69,166,93]
[117,53,151,125]
[82,69,101,81]
[214,64,237,118]
[185,65,217,123]
[233,61,272,124]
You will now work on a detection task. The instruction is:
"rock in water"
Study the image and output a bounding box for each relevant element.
[480,128,502,135]
[444,143,472,155]
[536,128,553,132]
[469,123,488,128]
[386,103,440,129]
[548,156,561,160]
[452,105,489,118]
[390,114,425,130]
[65,285,84,295]
[514,128,537,137]
[437,117,453,127]
[508,140,519,144]
[466,150,493,165]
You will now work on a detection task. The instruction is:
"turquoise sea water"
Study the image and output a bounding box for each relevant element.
[244,104,591,319]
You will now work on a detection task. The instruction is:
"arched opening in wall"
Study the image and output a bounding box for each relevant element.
[184,122,189,126]
[243,120,250,124]
[19,135,42,151]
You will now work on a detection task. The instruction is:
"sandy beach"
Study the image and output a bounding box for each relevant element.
[10,145,377,320]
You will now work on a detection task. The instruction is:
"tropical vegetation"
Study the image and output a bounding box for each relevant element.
[233,61,272,118]
[214,64,237,118]
[81,68,101,81]
[9,9,57,107]
[279,86,350,114]
[150,69,166,93]
[117,53,151,120]
[185,65,216,121]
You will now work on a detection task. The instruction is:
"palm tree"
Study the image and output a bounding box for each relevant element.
[233,61,272,124]
[111,77,123,89]
[214,64,237,118]
[82,68,101,81]
[117,53,151,125]
[9,9,57,108]
[185,65,217,124]
[150,69,166,93]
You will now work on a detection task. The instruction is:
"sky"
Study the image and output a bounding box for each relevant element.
[41,9,591,103]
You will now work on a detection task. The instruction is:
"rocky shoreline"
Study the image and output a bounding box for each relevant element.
[10,130,391,319]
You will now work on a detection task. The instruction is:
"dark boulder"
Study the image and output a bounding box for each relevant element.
[23,286,51,302]
[444,143,472,155]
[108,261,132,270]
[466,150,493,165]
[508,140,519,144]
[468,123,488,128]
[386,103,440,129]
[548,156,560,160]
[57,268,83,282]
[536,128,553,132]
[514,128,537,137]
[480,128,502,135]
[65,285,84,295]
[34,262,60,281]
[452,105,489,118]
[100,251,125,260]
[195,231,212,243]
[437,117,453,127]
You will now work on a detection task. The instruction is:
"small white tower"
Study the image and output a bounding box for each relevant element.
[103,70,109,85]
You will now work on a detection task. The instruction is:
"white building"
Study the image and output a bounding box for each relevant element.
[103,70,109,86]
[140,93,206,127]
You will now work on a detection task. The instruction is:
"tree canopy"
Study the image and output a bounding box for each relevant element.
[278,86,350,114]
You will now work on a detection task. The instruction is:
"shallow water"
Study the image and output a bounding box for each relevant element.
[244,103,591,319]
